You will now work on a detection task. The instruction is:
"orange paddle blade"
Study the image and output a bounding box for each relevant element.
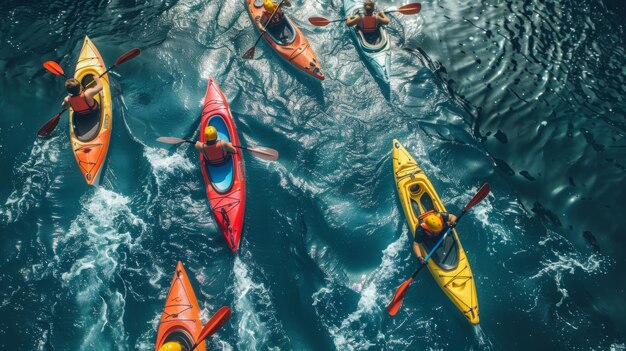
[309,17,332,26]
[386,277,413,316]
[397,3,422,15]
[198,306,232,341]
[43,61,65,77]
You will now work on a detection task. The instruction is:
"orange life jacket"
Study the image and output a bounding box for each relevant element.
[68,93,98,115]
[202,141,229,165]
[359,14,378,33]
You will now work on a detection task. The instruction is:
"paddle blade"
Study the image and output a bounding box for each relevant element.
[198,306,232,341]
[156,137,190,144]
[37,111,64,137]
[386,277,414,316]
[43,61,65,76]
[242,47,256,59]
[309,17,332,26]
[245,146,279,161]
[463,183,491,212]
[397,3,422,15]
[115,48,141,66]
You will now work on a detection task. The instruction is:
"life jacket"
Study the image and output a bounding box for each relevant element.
[68,93,98,115]
[264,9,285,28]
[359,14,378,34]
[202,140,229,165]
[418,210,446,237]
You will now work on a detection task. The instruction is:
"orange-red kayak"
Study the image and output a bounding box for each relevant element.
[154,262,206,351]
[69,35,112,185]
[245,0,325,80]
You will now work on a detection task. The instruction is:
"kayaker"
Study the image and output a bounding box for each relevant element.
[346,0,390,40]
[61,75,102,115]
[195,126,237,164]
[261,0,287,31]
[413,208,457,265]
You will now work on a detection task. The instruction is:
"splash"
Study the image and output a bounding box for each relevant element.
[472,324,494,349]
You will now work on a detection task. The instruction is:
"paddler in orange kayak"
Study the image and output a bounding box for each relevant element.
[195,126,237,164]
[346,0,390,42]
[61,76,103,115]
[158,341,187,351]
[261,0,290,42]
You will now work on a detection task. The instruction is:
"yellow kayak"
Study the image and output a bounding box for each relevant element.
[69,35,112,185]
[392,139,480,324]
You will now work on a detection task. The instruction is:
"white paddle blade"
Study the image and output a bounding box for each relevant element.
[156,137,188,144]
[247,146,279,161]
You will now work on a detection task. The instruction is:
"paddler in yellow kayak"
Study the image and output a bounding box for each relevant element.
[346,0,390,41]
[195,126,237,164]
[61,76,103,115]
[411,185,458,265]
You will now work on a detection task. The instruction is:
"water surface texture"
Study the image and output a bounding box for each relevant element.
[1,0,625,350]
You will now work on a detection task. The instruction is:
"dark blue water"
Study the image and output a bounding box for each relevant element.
[1,0,625,350]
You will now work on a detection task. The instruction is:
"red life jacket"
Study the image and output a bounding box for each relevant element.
[264,9,285,28]
[359,14,378,33]
[202,141,229,165]
[68,93,98,115]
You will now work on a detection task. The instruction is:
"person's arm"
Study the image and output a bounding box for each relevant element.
[83,75,103,100]
[61,97,70,109]
[223,141,238,154]
[441,212,457,228]
[195,141,204,154]
[377,12,390,25]
[346,15,360,27]
[413,226,426,265]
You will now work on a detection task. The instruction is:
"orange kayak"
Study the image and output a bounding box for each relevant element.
[68,35,112,185]
[245,0,325,80]
[154,262,206,351]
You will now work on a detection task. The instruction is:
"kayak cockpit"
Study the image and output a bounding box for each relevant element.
[408,183,460,270]
[71,74,102,142]
[162,330,194,351]
[204,115,234,194]
[356,26,388,51]
[266,17,296,45]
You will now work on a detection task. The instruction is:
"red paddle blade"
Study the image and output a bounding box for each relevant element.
[115,48,141,66]
[37,111,63,137]
[242,47,256,59]
[43,61,65,76]
[197,306,232,341]
[397,3,422,15]
[308,17,332,26]
[463,183,491,212]
[386,277,414,316]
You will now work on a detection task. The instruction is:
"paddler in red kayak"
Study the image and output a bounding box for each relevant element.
[61,76,103,115]
[158,341,187,351]
[346,0,390,41]
[411,186,458,265]
[195,126,237,164]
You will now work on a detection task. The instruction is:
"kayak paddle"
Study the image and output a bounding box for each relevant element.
[243,0,287,59]
[190,306,232,351]
[38,48,141,137]
[386,183,491,316]
[308,3,422,27]
[156,137,280,161]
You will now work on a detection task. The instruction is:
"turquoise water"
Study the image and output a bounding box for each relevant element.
[1,0,625,349]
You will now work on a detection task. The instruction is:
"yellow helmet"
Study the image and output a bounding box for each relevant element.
[263,0,276,13]
[421,212,443,233]
[204,126,218,142]
[159,342,182,351]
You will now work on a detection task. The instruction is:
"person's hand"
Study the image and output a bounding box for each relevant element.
[419,257,426,266]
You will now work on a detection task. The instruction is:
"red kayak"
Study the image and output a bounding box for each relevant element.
[199,78,246,252]
[154,262,206,351]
